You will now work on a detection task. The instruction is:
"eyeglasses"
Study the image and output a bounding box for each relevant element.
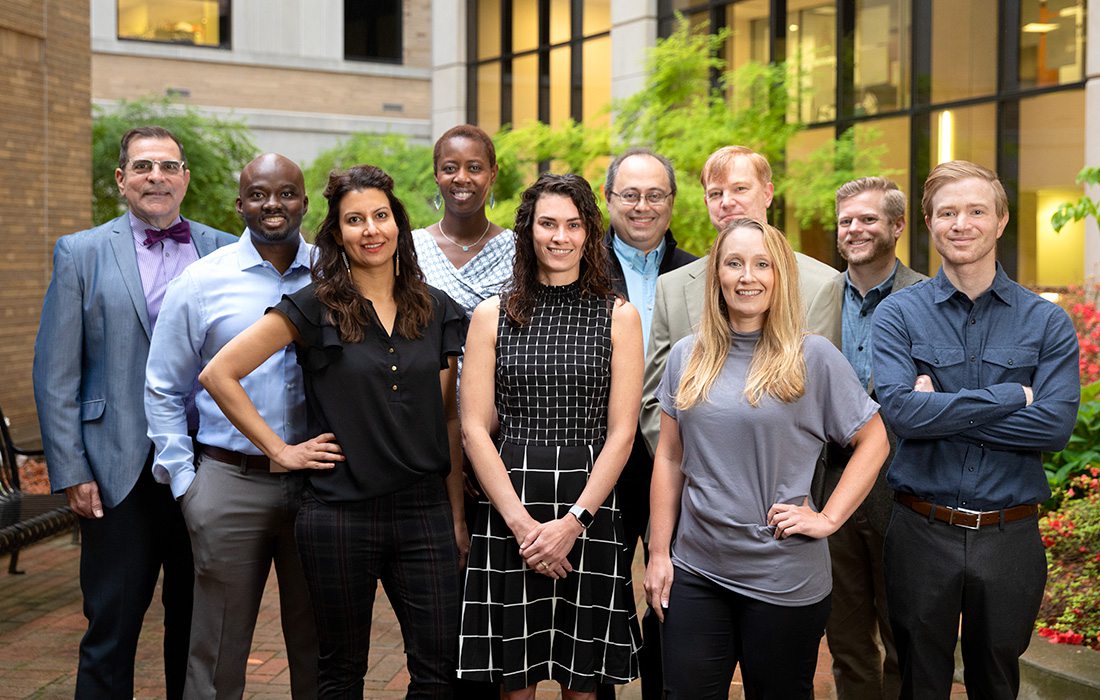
[127,159,186,175]
[609,190,673,206]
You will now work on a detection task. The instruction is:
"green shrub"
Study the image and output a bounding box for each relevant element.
[1043,381,1100,498]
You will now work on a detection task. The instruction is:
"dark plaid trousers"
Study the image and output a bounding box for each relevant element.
[295,475,461,700]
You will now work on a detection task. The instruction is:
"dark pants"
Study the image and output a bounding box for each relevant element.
[825,510,899,700]
[295,476,460,700]
[76,464,194,700]
[883,502,1046,699]
[598,430,663,700]
[661,567,830,700]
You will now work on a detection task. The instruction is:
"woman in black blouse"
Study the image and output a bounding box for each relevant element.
[201,165,468,699]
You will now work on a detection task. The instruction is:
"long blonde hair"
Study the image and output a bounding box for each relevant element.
[676,218,806,409]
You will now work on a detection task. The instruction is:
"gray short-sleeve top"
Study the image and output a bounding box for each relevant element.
[656,330,878,606]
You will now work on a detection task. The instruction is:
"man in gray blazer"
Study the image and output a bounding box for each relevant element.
[806,177,926,700]
[640,145,837,451]
[33,126,236,700]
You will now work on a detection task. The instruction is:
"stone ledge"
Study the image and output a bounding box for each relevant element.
[1019,632,1100,699]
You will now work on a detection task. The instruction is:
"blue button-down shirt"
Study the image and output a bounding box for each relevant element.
[871,264,1080,510]
[612,233,666,346]
[842,261,898,389]
[145,233,314,498]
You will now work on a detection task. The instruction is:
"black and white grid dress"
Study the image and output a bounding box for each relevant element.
[457,281,642,692]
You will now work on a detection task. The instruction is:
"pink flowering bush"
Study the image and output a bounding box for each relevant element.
[1036,468,1100,650]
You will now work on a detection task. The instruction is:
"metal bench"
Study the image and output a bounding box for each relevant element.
[0,403,77,574]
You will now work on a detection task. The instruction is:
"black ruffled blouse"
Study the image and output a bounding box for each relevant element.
[271,284,468,502]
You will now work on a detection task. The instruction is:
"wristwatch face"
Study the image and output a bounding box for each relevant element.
[569,504,594,528]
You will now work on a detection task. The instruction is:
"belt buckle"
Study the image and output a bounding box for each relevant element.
[951,506,983,530]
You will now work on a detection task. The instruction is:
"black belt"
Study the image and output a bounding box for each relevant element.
[895,492,1037,530]
[199,444,269,473]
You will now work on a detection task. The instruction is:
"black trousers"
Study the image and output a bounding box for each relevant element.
[661,567,831,700]
[295,476,460,700]
[883,502,1046,699]
[75,464,194,700]
[598,429,663,700]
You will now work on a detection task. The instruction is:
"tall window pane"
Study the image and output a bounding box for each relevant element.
[725,0,770,69]
[854,116,912,265]
[511,54,540,127]
[513,0,539,53]
[852,0,910,115]
[550,0,571,45]
[930,0,997,103]
[582,36,612,125]
[788,1,837,124]
[117,0,230,48]
[1019,0,1086,88]
[478,63,502,133]
[478,0,502,59]
[583,0,611,37]
[345,0,402,62]
[1017,90,1086,287]
[549,47,571,126]
[784,127,836,261]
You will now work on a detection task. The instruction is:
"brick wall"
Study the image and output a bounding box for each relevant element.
[0,1,91,444]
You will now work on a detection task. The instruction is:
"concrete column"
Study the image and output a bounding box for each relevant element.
[431,0,467,139]
[610,0,658,106]
[1085,3,1100,282]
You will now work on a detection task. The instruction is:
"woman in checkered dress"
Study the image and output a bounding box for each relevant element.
[457,173,643,697]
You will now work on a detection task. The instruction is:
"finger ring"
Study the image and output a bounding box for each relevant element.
[538,561,548,570]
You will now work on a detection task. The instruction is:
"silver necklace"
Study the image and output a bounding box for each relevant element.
[438,219,492,252]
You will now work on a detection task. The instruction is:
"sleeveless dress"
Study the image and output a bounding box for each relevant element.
[457,281,642,692]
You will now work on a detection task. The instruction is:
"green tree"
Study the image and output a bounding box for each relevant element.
[301,133,437,236]
[93,98,257,234]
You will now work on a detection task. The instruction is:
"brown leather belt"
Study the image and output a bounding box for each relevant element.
[199,444,269,473]
[896,492,1037,530]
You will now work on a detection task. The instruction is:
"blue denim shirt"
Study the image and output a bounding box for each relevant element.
[871,264,1080,510]
[612,233,666,346]
[842,261,898,389]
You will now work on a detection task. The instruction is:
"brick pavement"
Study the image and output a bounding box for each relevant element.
[0,535,966,698]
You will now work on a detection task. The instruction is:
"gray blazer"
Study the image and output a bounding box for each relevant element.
[639,250,838,453]
[805,260,927,532]
[33,214,235,508]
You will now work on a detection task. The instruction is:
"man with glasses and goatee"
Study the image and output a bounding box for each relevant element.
[33,126,235,700]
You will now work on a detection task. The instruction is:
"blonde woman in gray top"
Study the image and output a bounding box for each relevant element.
[644,218,889,699]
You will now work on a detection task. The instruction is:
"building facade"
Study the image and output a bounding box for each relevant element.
[92,0,435,163]
[463,0,1099,286]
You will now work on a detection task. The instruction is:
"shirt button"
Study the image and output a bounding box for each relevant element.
[391,365,397,371]
[1008,359,1014,365]
[970,319,976,324]
[969,420,974,424]
[858,345,864,351]
[388,347,395,354]
[969,467,975,471]
[391,384,398,391]
[970,355,976,362]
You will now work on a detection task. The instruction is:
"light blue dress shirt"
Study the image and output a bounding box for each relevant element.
[612,233,666,346]
[841,260,897,389]
[145,233,314,498]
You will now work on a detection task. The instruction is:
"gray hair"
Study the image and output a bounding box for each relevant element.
[604,148,677,200]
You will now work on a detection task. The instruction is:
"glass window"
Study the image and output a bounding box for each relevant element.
[117,0,229,48]
[477,62,502,134]
[549,46,571,126]
[478,0,502,59]
[511,53,540,127]
[1017,90,1086,287]
[550,0,571,45]
[1019,0,1086,88]
[783,127,836,261]
[345,0,402,62]
[725,0,770,69]
[930,0,997,103]
[852,0,910,116]
[512,0,539,53]
[788,1,837,124]
[583,0,611,37]
[582,36,612,126]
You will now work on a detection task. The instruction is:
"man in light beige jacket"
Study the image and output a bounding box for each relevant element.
[640,145,837,451]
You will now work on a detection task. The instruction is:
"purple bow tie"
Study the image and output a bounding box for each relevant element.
[143,220,191,247]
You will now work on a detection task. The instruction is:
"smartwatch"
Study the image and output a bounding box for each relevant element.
[568,504,594,529]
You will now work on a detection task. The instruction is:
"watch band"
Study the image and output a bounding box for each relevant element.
[568,504,594,529]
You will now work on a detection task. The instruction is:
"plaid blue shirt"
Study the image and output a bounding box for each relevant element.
[872,264,1080,509]
[841,261,898,389]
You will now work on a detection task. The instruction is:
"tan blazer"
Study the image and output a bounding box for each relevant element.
[639,250,838,453]
[804,260,927,532]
